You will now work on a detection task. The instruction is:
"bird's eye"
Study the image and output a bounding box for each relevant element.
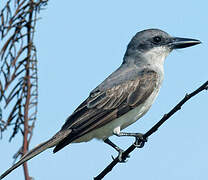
[153,36,162,43]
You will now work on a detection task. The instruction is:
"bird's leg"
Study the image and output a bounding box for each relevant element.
[104,138,122,152]
[103,138,128,162]
[113,127,147,148]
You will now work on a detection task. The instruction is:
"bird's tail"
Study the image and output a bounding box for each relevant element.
[0,129,72,179]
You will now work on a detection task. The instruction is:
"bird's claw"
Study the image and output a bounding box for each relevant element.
[134,133,148,148]
[111,149,130,163]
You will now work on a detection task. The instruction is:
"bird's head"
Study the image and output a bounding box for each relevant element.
[123,29,201,66]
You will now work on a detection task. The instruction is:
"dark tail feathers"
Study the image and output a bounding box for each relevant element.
[0,129,72,179]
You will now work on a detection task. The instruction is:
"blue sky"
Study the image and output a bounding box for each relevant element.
[0,0,207,180]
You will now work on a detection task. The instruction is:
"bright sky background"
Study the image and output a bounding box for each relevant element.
[0,1,208,180]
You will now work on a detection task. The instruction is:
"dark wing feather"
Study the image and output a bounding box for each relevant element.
[53,69,158,153]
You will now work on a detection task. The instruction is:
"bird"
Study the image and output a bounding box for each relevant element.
[0,29,201,179]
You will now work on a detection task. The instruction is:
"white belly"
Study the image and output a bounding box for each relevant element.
[73,88,160,143]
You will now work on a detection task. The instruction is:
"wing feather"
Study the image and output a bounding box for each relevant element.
[53,68,158,153]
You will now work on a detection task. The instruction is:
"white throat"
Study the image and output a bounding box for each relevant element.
[143,46,170,68]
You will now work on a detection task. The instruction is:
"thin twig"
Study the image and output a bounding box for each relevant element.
[22,1,33,179]
[94,80,208,180]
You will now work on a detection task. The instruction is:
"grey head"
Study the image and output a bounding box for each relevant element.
[123,29,201,65]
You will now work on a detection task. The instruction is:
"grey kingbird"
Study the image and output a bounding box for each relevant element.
[0,29,200,179]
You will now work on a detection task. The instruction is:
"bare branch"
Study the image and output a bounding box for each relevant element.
[94,80,208,180]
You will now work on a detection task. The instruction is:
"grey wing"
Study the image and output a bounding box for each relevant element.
[53,69,158,153]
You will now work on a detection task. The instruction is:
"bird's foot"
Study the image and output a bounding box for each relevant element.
[133,133,148,148]
[111,149,130,163]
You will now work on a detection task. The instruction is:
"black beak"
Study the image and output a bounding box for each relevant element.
[169,37,201,49]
